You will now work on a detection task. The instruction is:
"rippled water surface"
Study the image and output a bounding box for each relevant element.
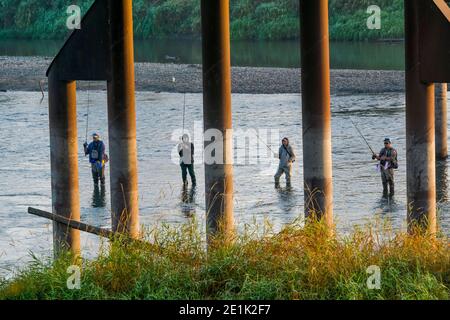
[1,91,449,278]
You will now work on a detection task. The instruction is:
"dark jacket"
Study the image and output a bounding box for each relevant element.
[85,140,105,164]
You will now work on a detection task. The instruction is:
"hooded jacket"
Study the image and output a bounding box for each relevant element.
[278,143,296,167]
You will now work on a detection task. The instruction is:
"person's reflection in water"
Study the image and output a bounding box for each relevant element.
[276,186,297,214]
[181,184,196,217]
[374,193,399,216]
[92,184,106,208]
[436,160,448,203]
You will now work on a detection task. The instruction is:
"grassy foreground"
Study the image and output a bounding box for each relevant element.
[0,219,449,300]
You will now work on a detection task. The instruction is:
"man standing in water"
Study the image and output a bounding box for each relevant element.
[372,138,398,197]
[178,134,196,187]
[274,137,296,188]
[83,133,107,186]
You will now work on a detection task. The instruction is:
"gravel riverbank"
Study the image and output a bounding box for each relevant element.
[0,56,406,94]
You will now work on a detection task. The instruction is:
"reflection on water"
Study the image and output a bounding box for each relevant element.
[92,185,106,208]
[436,160,449,203]
[372,196,400,228]
[0,91,449,279]
[180,185,196,218]
[373,195,400,215]
[276,187,299,215]
[0,39,405,70]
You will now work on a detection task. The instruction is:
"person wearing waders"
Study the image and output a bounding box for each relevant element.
[274,137,296,188]
[83,133,107,186]
[372,137,398,197]
[178,134,196,187]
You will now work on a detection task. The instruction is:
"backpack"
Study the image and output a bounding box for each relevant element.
[388,149,398,169]
[91,149,99,160]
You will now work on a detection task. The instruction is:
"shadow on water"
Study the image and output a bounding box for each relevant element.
[180,185,196,217]
[92,184,106,208]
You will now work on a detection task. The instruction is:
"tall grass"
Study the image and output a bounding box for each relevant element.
[0,0,405,41]
[1,218,448,300]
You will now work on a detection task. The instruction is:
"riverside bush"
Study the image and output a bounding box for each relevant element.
[1,218,448,300]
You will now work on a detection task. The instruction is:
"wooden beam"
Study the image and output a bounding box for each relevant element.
[433,0,450,22]
[28,207,116,239]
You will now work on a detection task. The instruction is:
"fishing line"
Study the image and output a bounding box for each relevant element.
[349,116,376,156]
[182,93,186,135]
[38,80,44,104]
[252,130,277,156]
[85,81,91,142]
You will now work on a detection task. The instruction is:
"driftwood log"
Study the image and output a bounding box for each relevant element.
[28,207,116,239]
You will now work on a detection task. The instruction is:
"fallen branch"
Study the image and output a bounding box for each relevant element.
[28,207,116,239]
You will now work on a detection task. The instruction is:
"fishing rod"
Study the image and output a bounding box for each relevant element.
[38,80,44,104]
[349,117,376,156]
[85,81,91,143]
[173,77,187,140]
[182,93,186,135]
[252,131,278,156]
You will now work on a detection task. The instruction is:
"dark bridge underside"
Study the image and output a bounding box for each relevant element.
[419,0,450,83]
[46,0,111,81]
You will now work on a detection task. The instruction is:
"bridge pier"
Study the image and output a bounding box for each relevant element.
[107,0,140,238]
[299,0,333,227]
[435,83,448,160]
[405,0,436,234]
[48,68,80,256]
[201,0,234,242]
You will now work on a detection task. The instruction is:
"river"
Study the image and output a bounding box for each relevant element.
[1,38,448,279]
[1,90,449,279]
[0,39,405,70]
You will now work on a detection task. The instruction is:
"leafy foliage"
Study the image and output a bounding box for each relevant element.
[0,0,405,40]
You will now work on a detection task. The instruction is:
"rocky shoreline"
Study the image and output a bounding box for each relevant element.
[0,56,406,94]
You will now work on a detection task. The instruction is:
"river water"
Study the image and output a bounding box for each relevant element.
[0,39,405,70]
[1,90,449,278]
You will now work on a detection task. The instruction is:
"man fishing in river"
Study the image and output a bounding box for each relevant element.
[372,138,398,198]
[83,133,107,186]
[178,134,196,187]
[274,137,296,189]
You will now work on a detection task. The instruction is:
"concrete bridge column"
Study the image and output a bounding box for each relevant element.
[107,0,140,237]
[48,68,81,256]
[299,0,334,227]
[405,0,437,234]
[201,0,234,242]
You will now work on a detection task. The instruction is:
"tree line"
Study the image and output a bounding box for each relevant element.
[0,0,404,40]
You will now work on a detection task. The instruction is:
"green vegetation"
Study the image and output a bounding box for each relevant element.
[0,0,405,41]
[1,219,449,300]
